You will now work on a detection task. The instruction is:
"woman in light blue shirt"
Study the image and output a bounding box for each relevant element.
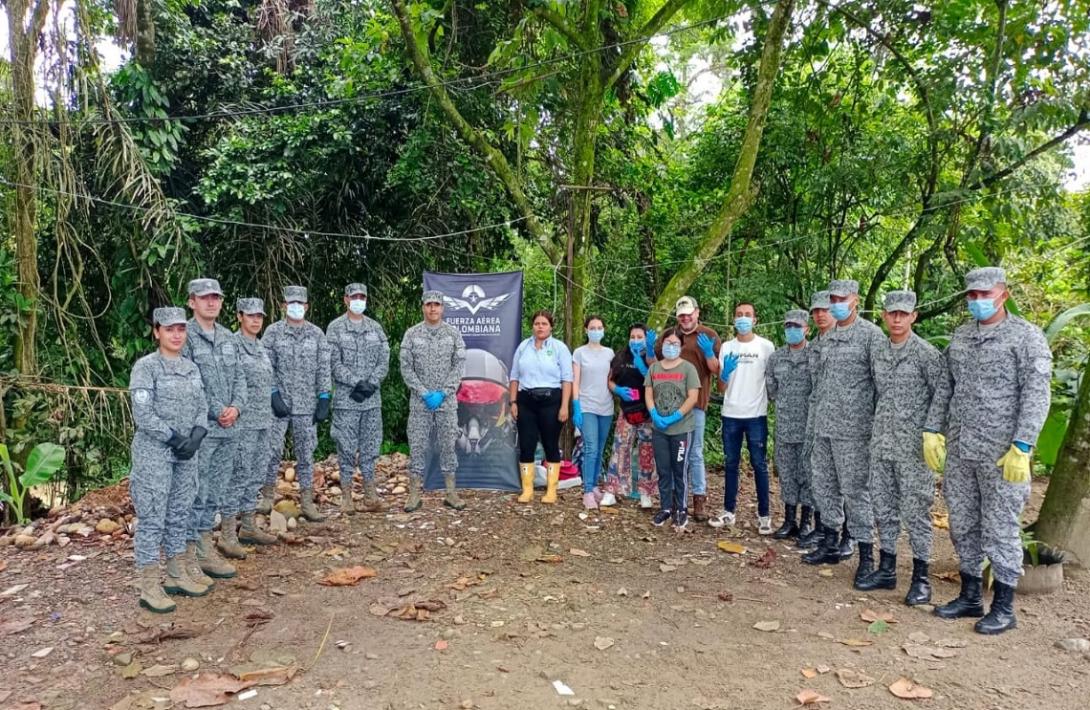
[509,310,573,505]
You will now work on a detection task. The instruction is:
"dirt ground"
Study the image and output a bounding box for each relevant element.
[1,462,1088,710]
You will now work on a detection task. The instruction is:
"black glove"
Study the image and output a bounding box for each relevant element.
[166,430,187,454]
[271,390,290,419]
[314,396,331,423]
[176,426,208,461]
[349,381,367,403]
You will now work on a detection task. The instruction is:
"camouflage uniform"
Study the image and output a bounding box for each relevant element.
[228,299,275,516]
[869,293,950,560]
[130,310,208,567]
[327,284,390,485]
[263,286,332,491]
[182,280,248,541]
[811,282,886,541]
[936,273,1052,587]
[399,307,467,479]
[765,318,813,509]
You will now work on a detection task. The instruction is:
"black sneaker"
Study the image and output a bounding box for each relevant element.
[674,510,689,530]
[652,510,672,527]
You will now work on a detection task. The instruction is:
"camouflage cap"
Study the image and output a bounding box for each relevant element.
[187,278,223,297]
[237,297,266,315]
[828,279,859,297]
[965,267,1006,291]
[153,306,187,327]
[345,283,368,297]
[282,285,308,303]
[784,309,809,326]
[810,290,831,310]
[883,290,917,313]
[675,296,698,315]
[422,289,445,305]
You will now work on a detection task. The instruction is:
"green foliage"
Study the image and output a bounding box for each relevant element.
[0,442,66,524]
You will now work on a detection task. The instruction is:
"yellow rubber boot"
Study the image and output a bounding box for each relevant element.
[541,463,561,504]
[517,463,535,504]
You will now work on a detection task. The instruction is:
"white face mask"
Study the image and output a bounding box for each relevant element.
[286,303,306,320]
[349,299,367,315]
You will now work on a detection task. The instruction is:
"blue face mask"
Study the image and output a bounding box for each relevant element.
[286,303,306,320]
[829,302,852,321]
[734,316,754,334]
[968,297,998,322]
[628,339,645,355]
[349,299,367,315]
[587,329,604,343]
[784,326,805,345]
[662,343,682,360]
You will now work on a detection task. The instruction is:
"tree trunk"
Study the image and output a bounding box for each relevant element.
[1034,355,1090,565]
[135,0,157,65]
[647,0,794,329]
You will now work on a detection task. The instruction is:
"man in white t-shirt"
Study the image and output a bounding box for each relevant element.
[708,302,776,533]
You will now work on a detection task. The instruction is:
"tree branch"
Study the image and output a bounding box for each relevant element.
[972,109,1090,190]
[605,0,690,89]
[532,5,586,49]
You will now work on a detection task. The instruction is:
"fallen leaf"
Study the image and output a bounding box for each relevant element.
[717,541,747,555]
[795,689,831,705]
[318,566,377,587]
[754,620,781,632]
[934,638,968,648]
[593,636,615,651]
[0,560,6,572]
[754,547,777,569]
[119,661,143,679]
[141,664,177,677]
[836,668,876,688]
[30,647,53,658]
[838,638,873,647]
[170,671,255,708]
[233,665,296,686]
[569,548,591,557]
[133,622,204,644]
[908,631,930,644]
[889,677,934,700]
[903,643,957,660]
[243,609,274,627]
[414,599,447,612]
[934,570,959,583]
[860,609,897,624]
[536,554,563,564]
[816,665,832,674]
[818,569,834,578]
[0,584,29,597]
[369,603,393,617]
[868,619,890,635]
[717,592,734,603]
[434,640,448,651]
[801,668,818,679]
[0,617,34,636]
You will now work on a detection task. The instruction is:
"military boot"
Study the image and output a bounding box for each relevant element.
[196,532,237,579]
[857,549,896,591]
[772,504,799,539]
[838,521,856,560]
[905,558,932,606]
[256,485,275,515]
[300,488,326,522]
[340,483,356,516]
[443,473,466,510]
[797,510,821,549]
[974,581,1017,635]
[238,511,278,545]
[137,565,176,614]
[802,526,841,565]
[164,556,210,597]
[404,475,423,512]
[541,462,561,504]
[517,463,535,504]
[852,542,876,589]
[796,506,814,542]
[934,573,985,619]
[184,542,215,589]
[357,478,385,512]
[216,515,248,560]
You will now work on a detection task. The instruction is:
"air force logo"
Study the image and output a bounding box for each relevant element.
[443,285,511,315]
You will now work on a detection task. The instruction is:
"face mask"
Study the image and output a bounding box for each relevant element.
[286,303,306,320]
[734,316,754,334]
[829,302,852,321]
[967,297,998,322]
[784,326,805,345]
[349,299,367,315]
[629,339,646,356]
[662,343,682,360]
[587,329,604,343]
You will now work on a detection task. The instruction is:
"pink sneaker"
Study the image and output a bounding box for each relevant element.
[582,492,599,510]
[591,488,605,504]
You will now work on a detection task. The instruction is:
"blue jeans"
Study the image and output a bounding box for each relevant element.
[722,415,770,517]
[581,413,614,492]
[688,408,707,495]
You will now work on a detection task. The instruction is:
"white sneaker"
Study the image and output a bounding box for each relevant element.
[757,516,773,535]
[599,492,617,507]
[639,493,653,509]
[708,510,736,529]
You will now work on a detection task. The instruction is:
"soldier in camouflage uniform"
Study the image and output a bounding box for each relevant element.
[932,267,1051,635]
[855,291,950,606]
[182,278,246,582]
[399,290,468,512]
[327,283,390,514]
[130,307,211,613]
[804,279,886,590]
[798,290,835,550]
[765,309,813,541]
[262,285,333,522]
[227,298,279,548]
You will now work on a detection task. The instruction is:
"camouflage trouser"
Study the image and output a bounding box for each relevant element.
[943,450,1030,586]
[603,416,656,497]
[811,436,873,541]
[222,428,269,516]
[775,440,812,508]
[131,434,198,566]
[188,435,239,541]
[407,403,458,478]
[871,457,934,559]
[266,415,318,490]
[331,408,383,485]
